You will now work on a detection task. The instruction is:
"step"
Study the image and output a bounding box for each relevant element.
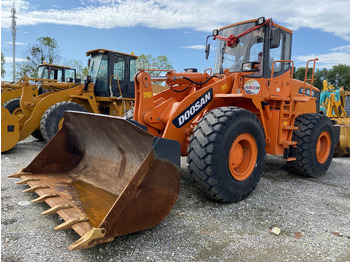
[282,125,298,130]
[282,140,297,147]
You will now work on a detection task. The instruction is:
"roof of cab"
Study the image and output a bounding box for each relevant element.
[86,49,138,58]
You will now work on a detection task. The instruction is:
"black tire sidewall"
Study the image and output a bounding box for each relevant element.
[216,112,265,200]
[188,107,266,203]
[3,98,20,114]
[291,114,335,177]
[310,119,334,172]
[41,102,87,142]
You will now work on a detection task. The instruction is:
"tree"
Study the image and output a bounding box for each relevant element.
[64,59,89,81]
[327,64,350,90]
[136,54,173,77]
[294,65,350,91]
[16,37,60,78]
[1,52,5,78]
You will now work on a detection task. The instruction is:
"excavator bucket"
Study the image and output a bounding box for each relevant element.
[1,107,20,152]
[9,111,181,250]
[334,118,350,156]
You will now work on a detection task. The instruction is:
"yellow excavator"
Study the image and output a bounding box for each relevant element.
[2,49,140,152]
[9,18,339,250]
[320,80,350,156]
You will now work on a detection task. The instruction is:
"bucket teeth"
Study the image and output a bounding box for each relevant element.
[42,204,73,215]
[68,228,107,251]
[31,194,59,203]
[22,185,49,193]
[54,217,89,231]
[16,178,40,184]
[8,168,33,178]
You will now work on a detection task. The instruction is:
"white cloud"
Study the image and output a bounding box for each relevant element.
[1,0,350,41]
[4,41,28,46]
[4,56,27,63]
[331,45,350,52]
[294,51,350,68]
[180,45,206,50]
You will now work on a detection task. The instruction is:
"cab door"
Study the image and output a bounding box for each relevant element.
[110,54,127,97]
[110,54,136,98]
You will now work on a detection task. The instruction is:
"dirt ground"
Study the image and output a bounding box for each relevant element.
[1,137,350,261]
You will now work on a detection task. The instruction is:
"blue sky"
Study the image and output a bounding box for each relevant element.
[1,0,350,81]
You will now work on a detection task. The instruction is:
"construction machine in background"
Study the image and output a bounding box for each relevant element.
[10,17,339,250]
[320,80,350,156]
[1,49,144,152]
[2,63,80,107]
[2,63,82,149]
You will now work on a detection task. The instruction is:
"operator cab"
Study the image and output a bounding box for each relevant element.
[206,17,292,79]
[86,49,137,98]
[38,63,78,83]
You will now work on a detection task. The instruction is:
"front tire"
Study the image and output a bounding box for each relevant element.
[287,113,335,177]
[40,101,88,142]
[187,107,266,203]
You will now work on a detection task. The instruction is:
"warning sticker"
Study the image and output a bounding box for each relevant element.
[244,79,260,95]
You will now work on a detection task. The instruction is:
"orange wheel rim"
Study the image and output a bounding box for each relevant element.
[58,118,65,130]
[316,131,331,164]
[228,133,257,181]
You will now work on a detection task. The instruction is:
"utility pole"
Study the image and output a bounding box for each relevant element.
[10,1,17,81]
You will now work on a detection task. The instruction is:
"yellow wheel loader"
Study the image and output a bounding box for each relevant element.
[2,49,142,152]
[320,80,350,156]
[2,63,80,107]
[9,18,339,250]
[2,64,82,145]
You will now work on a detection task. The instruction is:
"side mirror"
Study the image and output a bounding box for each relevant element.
[205,43,210,60]
[270,27,280,49]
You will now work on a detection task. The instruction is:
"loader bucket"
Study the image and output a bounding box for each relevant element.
[334,118,350,156]
[9,111,181,250]
[1,107,20,152]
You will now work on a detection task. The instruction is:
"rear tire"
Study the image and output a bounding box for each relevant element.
[40,101,88,142]
[187,107,266,203]
[287,113,334,177]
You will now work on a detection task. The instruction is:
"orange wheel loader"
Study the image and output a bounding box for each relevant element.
[9,17,339,250]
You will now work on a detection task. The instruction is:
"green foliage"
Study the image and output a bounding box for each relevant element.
[295,64,350,91]
[1,52,5,78]
[327,64,350,90]
[64,59,89,80]
[16,37,60,78]
[136,54,173,77]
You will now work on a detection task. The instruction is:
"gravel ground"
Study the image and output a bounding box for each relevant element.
[1,137,350,262]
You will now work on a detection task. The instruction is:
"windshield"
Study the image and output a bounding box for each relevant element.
[88,54,109,94]
[38,66,49,79]
[214,21,264,74]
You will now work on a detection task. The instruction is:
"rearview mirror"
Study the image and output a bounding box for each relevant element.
[205,43,210,60]
[270,27,280,48]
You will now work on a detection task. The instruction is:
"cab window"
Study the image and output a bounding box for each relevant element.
[130,59,136,82]
[113,57,125,81]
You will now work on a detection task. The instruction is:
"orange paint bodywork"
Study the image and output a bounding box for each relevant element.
[134,59,320,157]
